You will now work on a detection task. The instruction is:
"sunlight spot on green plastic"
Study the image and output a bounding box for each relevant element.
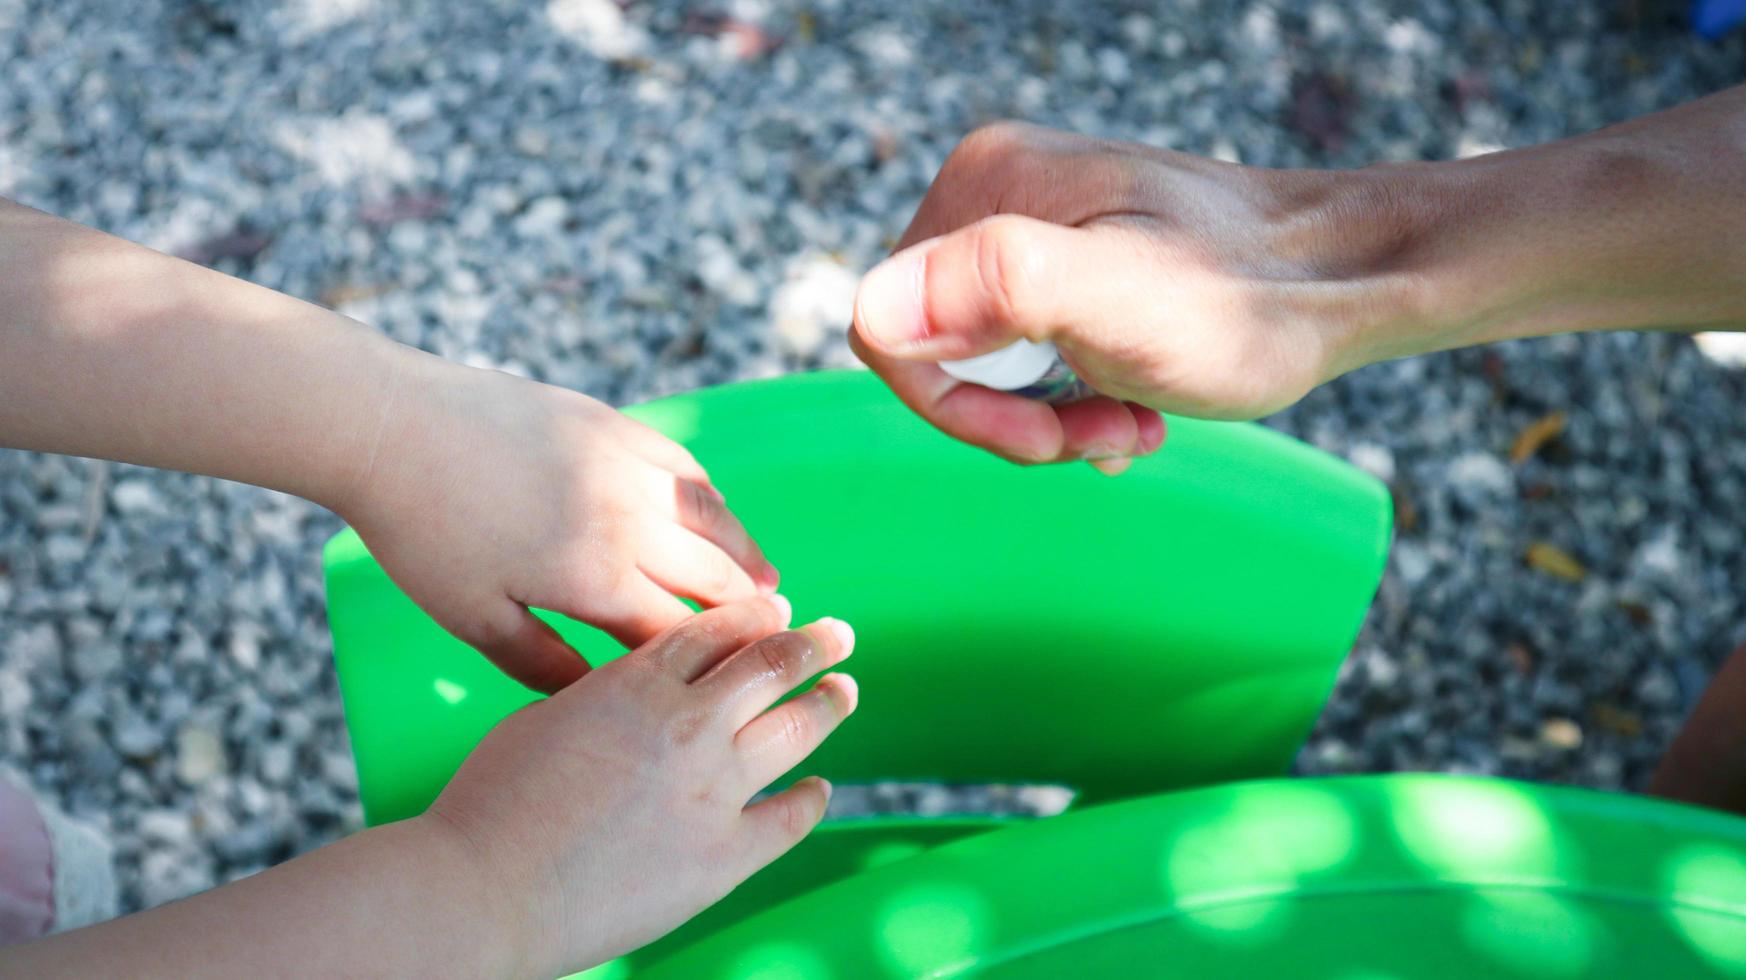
[1666,842,1746,905]
[725,941,834,980]
[1176,895,1293,943]
[1387,780,1561,878]
[432,678,468,705]
[1460,891,1598,978]
[1163,783,1358,899]
[877,882,990,977]
[1664,843,1746,971]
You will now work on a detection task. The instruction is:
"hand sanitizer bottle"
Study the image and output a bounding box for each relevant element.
[941,340,1091,404]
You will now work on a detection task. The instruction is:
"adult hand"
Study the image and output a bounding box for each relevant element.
[850,122,1393,473]
[854,96,1746,467]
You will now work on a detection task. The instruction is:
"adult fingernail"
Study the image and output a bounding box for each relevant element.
[820,617,855,652]
[1089,456,1132,477]
[815,776,833,801]
[855,250,928,350]
[769,593,792,624]
[757,562,781,591]
[1135,411,1167,454]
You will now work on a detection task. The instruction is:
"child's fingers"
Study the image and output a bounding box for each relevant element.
[464,600,590,695]
[661,473,779,591]
[695,619,855,730]
[636,594,792,682]
[617,416,715,489]
[568,570,697,652]
[739,776,834,874]
[735,673,857,792]
[638,522,762,607]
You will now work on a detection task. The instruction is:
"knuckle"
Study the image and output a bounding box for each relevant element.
[754,632,811,681]
[676,477,714,529]
[665,709,710,748]
[950,120,1034,171]
[776,705,816,749]
[569,530,630,589]
[690,613,729,648]
[970,216,1042,330]
[650,620,712,665]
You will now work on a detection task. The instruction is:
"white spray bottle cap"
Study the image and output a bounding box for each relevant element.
[940,340,1061,391]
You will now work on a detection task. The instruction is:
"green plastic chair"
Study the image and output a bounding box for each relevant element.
[323,369,1395,975]
[643,774,1746,978]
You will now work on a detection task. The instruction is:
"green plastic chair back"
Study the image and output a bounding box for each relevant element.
[322,369,1392,975]
[642,774,1746,979]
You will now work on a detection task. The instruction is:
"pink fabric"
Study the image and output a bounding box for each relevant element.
[0,774,53,944]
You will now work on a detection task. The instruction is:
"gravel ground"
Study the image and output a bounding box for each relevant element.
[2,0,1744,915]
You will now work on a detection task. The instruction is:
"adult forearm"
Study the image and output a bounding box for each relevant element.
[0,198,412,512]
[1327,84,1746,373]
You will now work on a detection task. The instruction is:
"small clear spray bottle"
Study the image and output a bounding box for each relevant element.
[941,340,1092,404]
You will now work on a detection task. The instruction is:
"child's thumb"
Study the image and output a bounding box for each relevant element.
[853,214,1100,363]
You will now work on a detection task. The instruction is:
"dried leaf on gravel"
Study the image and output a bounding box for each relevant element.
[1526,542,1587,581]
[320,283,390,308]
[1391,486,1419,533]
[1591,703,1644,737]
[1616,599,1655,626]
[179,226,272,266]
[1510,410,1567,464]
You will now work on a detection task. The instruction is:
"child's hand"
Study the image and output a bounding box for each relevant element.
[6,596,854,979]
[337,355,780,693]
[424,595,857,976]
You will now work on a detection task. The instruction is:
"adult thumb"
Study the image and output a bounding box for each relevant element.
[853,214,1105,362]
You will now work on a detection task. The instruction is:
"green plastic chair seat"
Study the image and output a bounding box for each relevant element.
[323,369,1394,975]
[641,775,1746,979]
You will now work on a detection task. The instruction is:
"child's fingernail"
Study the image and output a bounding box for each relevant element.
[758,562,781,591]
[820,617,855,652]
[823,672,858,713]
[855,250,929,350]
[769,593,792,624]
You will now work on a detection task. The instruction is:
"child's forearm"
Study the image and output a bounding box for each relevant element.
[0,198,420,514]
[5,814,530,978]
[1328,84,1746,372]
